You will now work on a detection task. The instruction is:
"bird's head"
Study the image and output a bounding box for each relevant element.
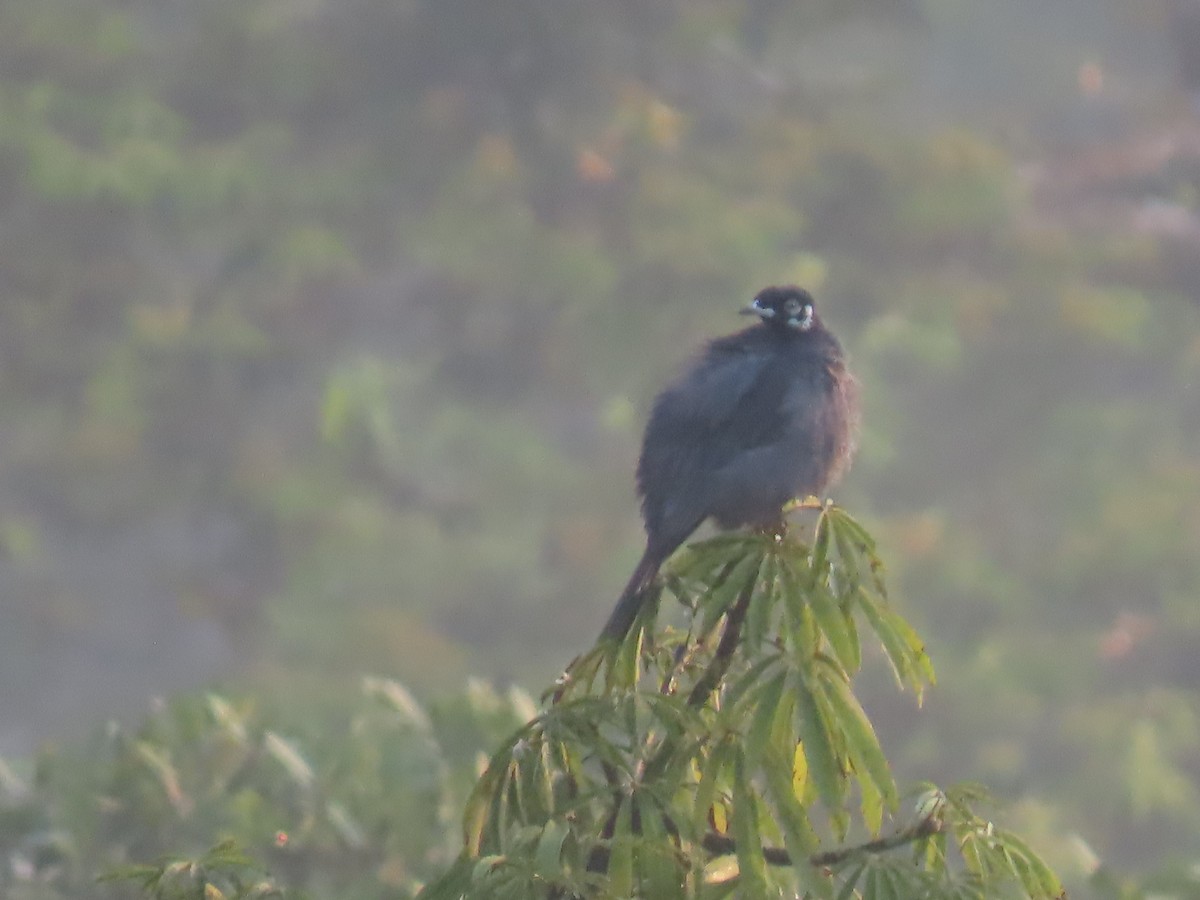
[740,285,817,332]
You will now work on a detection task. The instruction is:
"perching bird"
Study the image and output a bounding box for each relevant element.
[600,285,859,642]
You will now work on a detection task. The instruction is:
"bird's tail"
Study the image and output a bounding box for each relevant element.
[599,546,664,643]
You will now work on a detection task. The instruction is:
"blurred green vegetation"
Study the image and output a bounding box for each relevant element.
[1,679,535,898]
[421,515,1059,899]
[0,0,1199,895]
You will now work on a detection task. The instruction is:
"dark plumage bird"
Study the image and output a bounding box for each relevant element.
[601,285,859,642]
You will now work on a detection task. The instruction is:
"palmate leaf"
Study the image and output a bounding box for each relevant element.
[607,793,635,896]
[609,612,647,690]
[438,505,1058,899]
[835,861,868,900]
[744,670,789,769]
[814,658,898,815]
[762,742,829,898]
[778,556,820,659]
[856,587,935,698]
[669,534,760,585]
[794,670,846,814]
[731,749,771,897]
[533,822,568,881]
[696,551,762,634]
[722,655,785,717]
[636,793,687,900]
[819,506,885,593]
[694,738,735,843]
[992,829,1064,898]
[809,580,861,673]
[860,857,928,900]
[743,550,779,650]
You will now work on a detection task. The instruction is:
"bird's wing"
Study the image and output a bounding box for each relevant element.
[649,343,775,430]
[637,345,778,545]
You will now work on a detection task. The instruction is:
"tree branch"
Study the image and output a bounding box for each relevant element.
[701,813,941,868]
[685,574,756,707]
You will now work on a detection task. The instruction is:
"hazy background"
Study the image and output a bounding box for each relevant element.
[2,0,1199,883]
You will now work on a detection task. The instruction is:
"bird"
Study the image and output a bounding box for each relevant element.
[600,285,859,643]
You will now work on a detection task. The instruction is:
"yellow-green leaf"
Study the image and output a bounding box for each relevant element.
[792,741,809,800]
[795,674,845,811]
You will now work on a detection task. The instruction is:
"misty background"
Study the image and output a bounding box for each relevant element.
[2,0,1199,886]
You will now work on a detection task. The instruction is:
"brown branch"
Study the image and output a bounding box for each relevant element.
[632,567,759,790]
[685,574,756,707]
[585,814,941,875]
[701,813,942,868]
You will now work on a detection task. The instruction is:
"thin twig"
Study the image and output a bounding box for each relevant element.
[686,575,756,707]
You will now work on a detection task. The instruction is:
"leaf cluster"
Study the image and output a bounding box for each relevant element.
[0,680,535,899]
[423,508,1061,898]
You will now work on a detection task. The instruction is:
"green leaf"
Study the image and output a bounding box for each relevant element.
[817,664,898,812]
[731,749,770,897]
[509,751,531,823]
[810,582,861,673]
[470,854,507,885]
[463,758,501,854]
[994,829,1064,898]
[723,655,785,715]
[863,865,881,900]
[872,862,906,900]
[762,743,829,898]
[698,551,762,634]
[743,550,778,650]
[831,523,863,595]
[495,761,514,849]
[745,671,788,769]
[417,857,476,899]
[885,607,936,687]
[96,864,161,885]
[537,739,556,815]
[533,821,568,880]
[795,672,845,812]
[671,535,756,583]
[811,509,833,580]
[859,762,884,836]
[694,739,734,838]
[778,559,819,659]
[855,589,916,691]
[835,861,867,900]
[607,622,645,691]
[637,795,685,900]
[921,826,948,874]
[608,794,635,896]
[825,506,878,556]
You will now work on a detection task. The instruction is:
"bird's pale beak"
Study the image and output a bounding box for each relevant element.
[741,299,774,318]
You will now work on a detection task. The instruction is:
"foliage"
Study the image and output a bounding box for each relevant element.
[101,841,293,900]
[0,679,534,899]
[0,0,1198,891]
[421,507,1061,899]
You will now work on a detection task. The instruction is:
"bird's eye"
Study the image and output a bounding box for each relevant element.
[784,298,802,315]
